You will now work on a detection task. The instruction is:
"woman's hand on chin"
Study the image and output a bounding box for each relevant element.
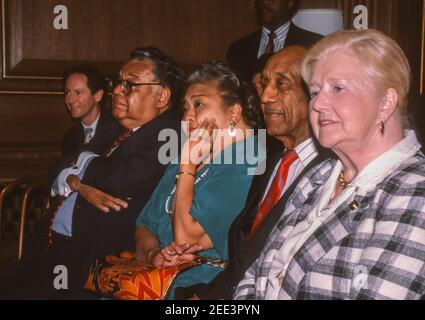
[181,118,218,167]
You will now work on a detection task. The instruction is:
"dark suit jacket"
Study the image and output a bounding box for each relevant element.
[69,107,181,290]
[48,110,122,186]
[226,23,323,82]
[176,148,328,300]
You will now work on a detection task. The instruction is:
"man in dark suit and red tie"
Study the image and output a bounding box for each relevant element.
[8,47,183,299]
[176,46,328,300]
[226,0,322,82]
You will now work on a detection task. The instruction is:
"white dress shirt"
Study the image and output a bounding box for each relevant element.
[81,114,100,144]
[258,22,291,58]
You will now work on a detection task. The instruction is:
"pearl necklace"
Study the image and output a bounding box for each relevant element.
[165,168,210,215]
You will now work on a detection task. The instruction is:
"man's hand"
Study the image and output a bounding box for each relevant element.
[78,183,128,213]
[66,174,82,192]
[152,242,202,268]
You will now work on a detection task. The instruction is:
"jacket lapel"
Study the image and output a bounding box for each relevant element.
[236,152,283,236]
[284,22,322,48]
[75,123,85,148]
[250,30,262,61]
[285,23,304,46]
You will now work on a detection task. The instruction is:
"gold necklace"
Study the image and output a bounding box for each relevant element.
[337,171,351,189]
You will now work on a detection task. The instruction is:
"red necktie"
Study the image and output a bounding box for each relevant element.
[103,129,133,157]
[249,150,298,238]
[265,31,276,54]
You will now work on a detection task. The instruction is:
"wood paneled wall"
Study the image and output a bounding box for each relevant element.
[0,0,424,180]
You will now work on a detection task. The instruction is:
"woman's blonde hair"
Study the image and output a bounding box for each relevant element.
[301,29,412,126]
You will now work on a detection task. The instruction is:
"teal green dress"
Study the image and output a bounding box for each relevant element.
[136,135,264,299]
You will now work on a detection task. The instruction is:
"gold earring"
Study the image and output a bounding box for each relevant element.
[379,121,385,137]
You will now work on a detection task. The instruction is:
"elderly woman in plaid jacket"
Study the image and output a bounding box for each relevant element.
[234,29,425,300]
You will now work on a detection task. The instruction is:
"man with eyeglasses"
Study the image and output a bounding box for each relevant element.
[48,65,122,188]
[226,0,322,82]
[9,47,183,299]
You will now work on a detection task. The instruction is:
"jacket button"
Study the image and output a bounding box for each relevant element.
[349,201,359,210]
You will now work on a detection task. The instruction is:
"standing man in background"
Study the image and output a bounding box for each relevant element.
[227,0,322,82]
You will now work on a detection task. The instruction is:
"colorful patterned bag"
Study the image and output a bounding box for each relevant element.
[84,251,227,300]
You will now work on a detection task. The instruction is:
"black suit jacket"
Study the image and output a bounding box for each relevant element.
[226,23,323,82]
[69,108,181,289]
[48,110,122,186]
[176,148,328,300]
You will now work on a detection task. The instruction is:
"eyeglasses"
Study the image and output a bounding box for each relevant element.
[108,79,163,96]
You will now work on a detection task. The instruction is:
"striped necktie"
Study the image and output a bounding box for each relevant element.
[249,149,298,238]
[265,31,276,54]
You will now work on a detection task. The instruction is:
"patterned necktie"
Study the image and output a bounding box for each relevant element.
[84,127,94,144]
[265,31,276,54]
[249,150,298,238]
[103,129,133,157]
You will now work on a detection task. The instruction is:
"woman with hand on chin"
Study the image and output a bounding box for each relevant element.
[135,62,265,299]
[234,29,425,300]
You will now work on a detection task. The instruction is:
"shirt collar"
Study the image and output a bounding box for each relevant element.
[262,21,291,37]
[81,113,100,131]
[350,130,421,191]
[288,137,319,167]
[132,126,141,133]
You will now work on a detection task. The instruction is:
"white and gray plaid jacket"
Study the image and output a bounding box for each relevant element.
[234,152,425,300]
